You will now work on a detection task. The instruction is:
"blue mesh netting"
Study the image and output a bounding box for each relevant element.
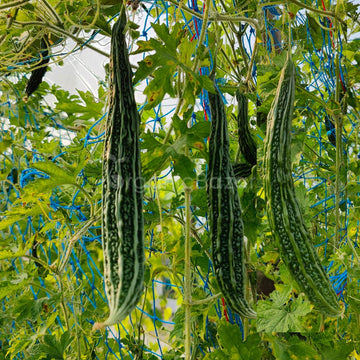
[0,1,358,358]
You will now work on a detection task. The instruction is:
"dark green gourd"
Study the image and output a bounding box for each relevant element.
[236,91,257,166]
[93,9,144,329]
[207,83,256,319]
[264,57,341,317]
[25,37,50,98]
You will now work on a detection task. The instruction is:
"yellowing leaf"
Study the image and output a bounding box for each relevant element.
[350,350,360,360]
[164,307,172,320]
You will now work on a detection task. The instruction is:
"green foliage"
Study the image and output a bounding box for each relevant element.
[204,320,263,359]
[257,285,313,332]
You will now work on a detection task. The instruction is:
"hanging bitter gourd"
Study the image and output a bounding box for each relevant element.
[264,56,341,317]
[236,90,257,167]
[207,82,257,319]
[93,9,144,329]
[25,37,50,98]
[324,115,336,147]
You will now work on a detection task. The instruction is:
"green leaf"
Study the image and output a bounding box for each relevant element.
[151,22,182,54]
[0,249,26,260]
[198,74,215,93]
[7,339,33,357]
[54,89,103,120]
[182,78,197,109]
[14,295,45,322]
[171,153,196,186]
[133,53,164,84]
[270,335,319,360]
[30,161,74,182]
[346,281,360,314]
[95,14,112,35]
[171,133,205,153]
[141,149,169,182]
[212,319,262,359]
[0,206,43,230]
[27,156,86,192]
[257,286,312,332]
[132,38,160,54]
[306,14,324,50]
[60,331,73,352]
[0,138,13,153]
[172,114,188,135]
[203,349,228,359]
[317,338,354,360]
[169,307,185,342]
[37,334,65,359]
[143,66,176,109]
[0,282,27,300]
[187,121,211,138]
[141,131,165,151]
[191,188,208,216]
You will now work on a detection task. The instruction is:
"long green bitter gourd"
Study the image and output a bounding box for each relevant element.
[264,56,342,317]
[207,82,257,319]
[93,9,144,329]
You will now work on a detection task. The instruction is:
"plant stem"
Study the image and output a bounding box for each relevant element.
[172,214,212,261]
[220,47,242,82]
[165,0,259,30]
[12,20,110,57]
[57,216,100,273]
[155,176,165,254]
[288,0,346,26]
[0,0,30,10]
[39,0,63,26]
[58,274,71,331]
[191,0,210,73]
[191,293,221,305]
[244,35,258,86]
[22,255,56,273]
[236,27,250,69]
[69,281,82,360]
[73,183,95,217]
[219,22,242,80]
[63,0,100,30]
[184,147,192,360]
[295,84,329,109]
[347,236,360,264]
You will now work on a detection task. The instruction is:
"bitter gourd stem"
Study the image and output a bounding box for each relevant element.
[11,20,110,58]
[0,0,30,10]
[163,0,210,145]
[58,273,71,331]
[288,0,346,26]
[192,0,210,73]
[184,147,192,360]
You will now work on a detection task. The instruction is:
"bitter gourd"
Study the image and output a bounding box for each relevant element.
[236,90,257,167]
[25,37,49,98]
[93,9,144,329]
[264,57,341,317]
[207,82,256,319]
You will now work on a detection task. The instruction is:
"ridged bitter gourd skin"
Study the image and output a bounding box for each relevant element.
[236,91,257,167]
[207,83,257,319]
[94,9,144,329]
[264,57,341,317]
